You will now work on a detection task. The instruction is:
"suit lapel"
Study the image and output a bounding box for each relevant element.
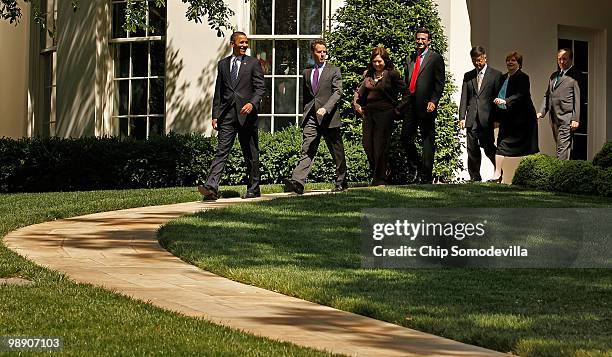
[224,56,232,87]
[233,55,250,88]
[418,51,433,75]
[477,67,492,95]
[317,65,330,91]
[306,68,313,95]
[471,69,479,96]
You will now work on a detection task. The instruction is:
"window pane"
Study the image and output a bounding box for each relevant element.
[274,78,296,114]
[115,43,130,78]
[112,2,127,38]
[117,80,129,115]
[119,117,129,138]
[275,40,297,75]
[131,118,147,140]
[251,40,272,75]
[149,116,164,136]
[149,2,166,36]
[131,79,147,115]
[571,134,587,160]
[274,117,297,132]
[299,0,322,35]
[275,0,297,35]
[578,103,588,134]
[299,40,315,73]
[299,77,304,112]
[574,40,588,73]
[258,116,272,132]
[558,38,572,52]
[251,0,272,35]
[150,40,165,76]
[132,42,148,77]
[261,78,272,114]
[149,78,165,114]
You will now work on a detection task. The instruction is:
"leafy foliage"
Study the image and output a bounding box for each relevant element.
[592,140,612,169]
[1,0,236,37]
[0,129,369,193]
[512,153,612,196]
[325,0,462,182]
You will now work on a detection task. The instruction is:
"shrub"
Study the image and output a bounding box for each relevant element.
[0,130,369,193]
[326,0,462,183]
[513,154,611,197]
[592,141,612,168]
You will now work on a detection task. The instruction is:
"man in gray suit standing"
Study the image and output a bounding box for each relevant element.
[459,46,502,181]
[537,48,581,160]
[284,39,347,194]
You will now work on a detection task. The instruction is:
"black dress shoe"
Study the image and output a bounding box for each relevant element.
[487,176,502,183]
[197,185,218,200]
[283,179,304,194]
[242,191,261,199]
[330,184,348,192]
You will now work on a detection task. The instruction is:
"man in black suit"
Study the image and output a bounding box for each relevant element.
[284,39,347,194]
[459,46,502,181]
[401,28,445,184]
[537,48,581,160]
[198,31,266,200]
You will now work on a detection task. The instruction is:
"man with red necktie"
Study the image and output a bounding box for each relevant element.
[400,27,445,184]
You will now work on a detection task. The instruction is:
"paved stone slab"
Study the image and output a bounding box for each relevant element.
[0,277,34,286]
[4,192,509,356]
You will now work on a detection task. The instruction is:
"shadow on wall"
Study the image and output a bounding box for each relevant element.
[56,0,97,137]
[165,40,227,136]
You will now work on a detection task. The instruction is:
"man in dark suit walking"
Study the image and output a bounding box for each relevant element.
[401,28,445,184]
[198,31,266,200]
[284,39,347,194]
[459,46,502,181]
[537,48,581,160]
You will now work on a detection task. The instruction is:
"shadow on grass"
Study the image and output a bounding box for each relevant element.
[160,185,612,355]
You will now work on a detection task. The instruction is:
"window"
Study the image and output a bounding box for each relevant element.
[40,0,57,137]
[249,0,323,132]
[111,0,166,140]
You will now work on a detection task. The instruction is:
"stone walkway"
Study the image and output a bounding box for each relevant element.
[4,192,508,356]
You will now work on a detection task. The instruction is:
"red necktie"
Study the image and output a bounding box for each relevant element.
[409,54,422,94]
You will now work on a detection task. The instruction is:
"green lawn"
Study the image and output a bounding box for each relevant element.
[159,184,612,357]
[0,187,334,356]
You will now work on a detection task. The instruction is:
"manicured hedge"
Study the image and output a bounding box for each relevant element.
[512,151,612,197]
[593,141,612,169]
[0,127,369,193]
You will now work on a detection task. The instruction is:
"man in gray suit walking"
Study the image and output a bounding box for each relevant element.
[537,48,581,160]
[284,39,347,194]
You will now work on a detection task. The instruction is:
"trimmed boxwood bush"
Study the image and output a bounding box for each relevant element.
[0,128,369,193]
[513,153,612,197]
[593,141,612,169]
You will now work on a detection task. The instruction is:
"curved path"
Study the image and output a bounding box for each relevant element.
[5,192,508,356]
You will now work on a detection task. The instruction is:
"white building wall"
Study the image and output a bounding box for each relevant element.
[165,0,242,135]
[0,1,29,138]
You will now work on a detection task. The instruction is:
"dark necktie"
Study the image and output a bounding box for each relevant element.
[554,71,563,89]
[231,57,240,83]
[312,66,320,93]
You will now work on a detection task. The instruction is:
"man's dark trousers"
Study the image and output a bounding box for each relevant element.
[291,113,347,187]
[401,98,436,182]
[466,117,496,181]
[204,108,260,194]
